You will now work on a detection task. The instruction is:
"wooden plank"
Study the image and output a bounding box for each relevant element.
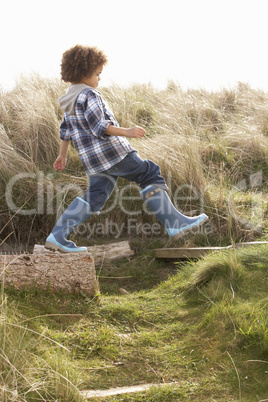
[155,241,268,259]
[81,382,179,399]
[155,247,227,259]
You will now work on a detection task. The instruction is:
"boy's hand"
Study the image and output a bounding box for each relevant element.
[53,155,67,171]
[54,140,69,170]
[125,126,146,139]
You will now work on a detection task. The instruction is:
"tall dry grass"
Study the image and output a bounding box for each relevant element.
[1,75,268,246]
[1,75,67,167]
[0,281,83,401]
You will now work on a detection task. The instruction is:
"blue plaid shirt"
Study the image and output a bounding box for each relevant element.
[59,87,135,175]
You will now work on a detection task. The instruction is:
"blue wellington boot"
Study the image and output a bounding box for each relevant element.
[140,185,208,240]
[45,196,97,253]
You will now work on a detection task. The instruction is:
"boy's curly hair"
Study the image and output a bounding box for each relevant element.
[60,45,108,83]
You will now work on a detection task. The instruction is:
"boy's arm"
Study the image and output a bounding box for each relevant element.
[105,125,145,139]
[53,140,70,171]
[84,91,146,139]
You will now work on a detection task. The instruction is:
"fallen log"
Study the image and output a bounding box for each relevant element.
[33,241,135,263]
[0,252,96,296]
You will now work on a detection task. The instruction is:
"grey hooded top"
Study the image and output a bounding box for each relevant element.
[58,84,89,115]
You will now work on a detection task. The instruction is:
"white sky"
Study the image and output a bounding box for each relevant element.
[1,0,267,92]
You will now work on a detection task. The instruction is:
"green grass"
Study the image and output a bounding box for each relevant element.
[2,239,268,401]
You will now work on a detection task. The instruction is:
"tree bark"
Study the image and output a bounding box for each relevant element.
[0,252,96,296]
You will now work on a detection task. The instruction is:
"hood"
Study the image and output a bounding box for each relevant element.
[58,84,90,115]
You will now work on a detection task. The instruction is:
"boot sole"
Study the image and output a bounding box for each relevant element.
[170,215,209,241]
[44,241,88,254]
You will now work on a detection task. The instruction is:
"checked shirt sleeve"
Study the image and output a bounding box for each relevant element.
[59,117,71,141]
[84,91,115,139]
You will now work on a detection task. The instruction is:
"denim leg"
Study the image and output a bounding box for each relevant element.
[81,152,167,212]
[81,173,117,212]
[104,151,167,190]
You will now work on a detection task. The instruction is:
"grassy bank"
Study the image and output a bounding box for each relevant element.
[1,76,268,247]
[1,76,268,400]
[1,239,268,400]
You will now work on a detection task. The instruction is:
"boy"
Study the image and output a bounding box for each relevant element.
[45,45,208,253]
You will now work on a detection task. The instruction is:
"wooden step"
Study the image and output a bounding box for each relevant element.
[155,241,268,259]
[33,241,134,263]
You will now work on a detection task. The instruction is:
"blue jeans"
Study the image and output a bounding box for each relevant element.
[81,151,167,211]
